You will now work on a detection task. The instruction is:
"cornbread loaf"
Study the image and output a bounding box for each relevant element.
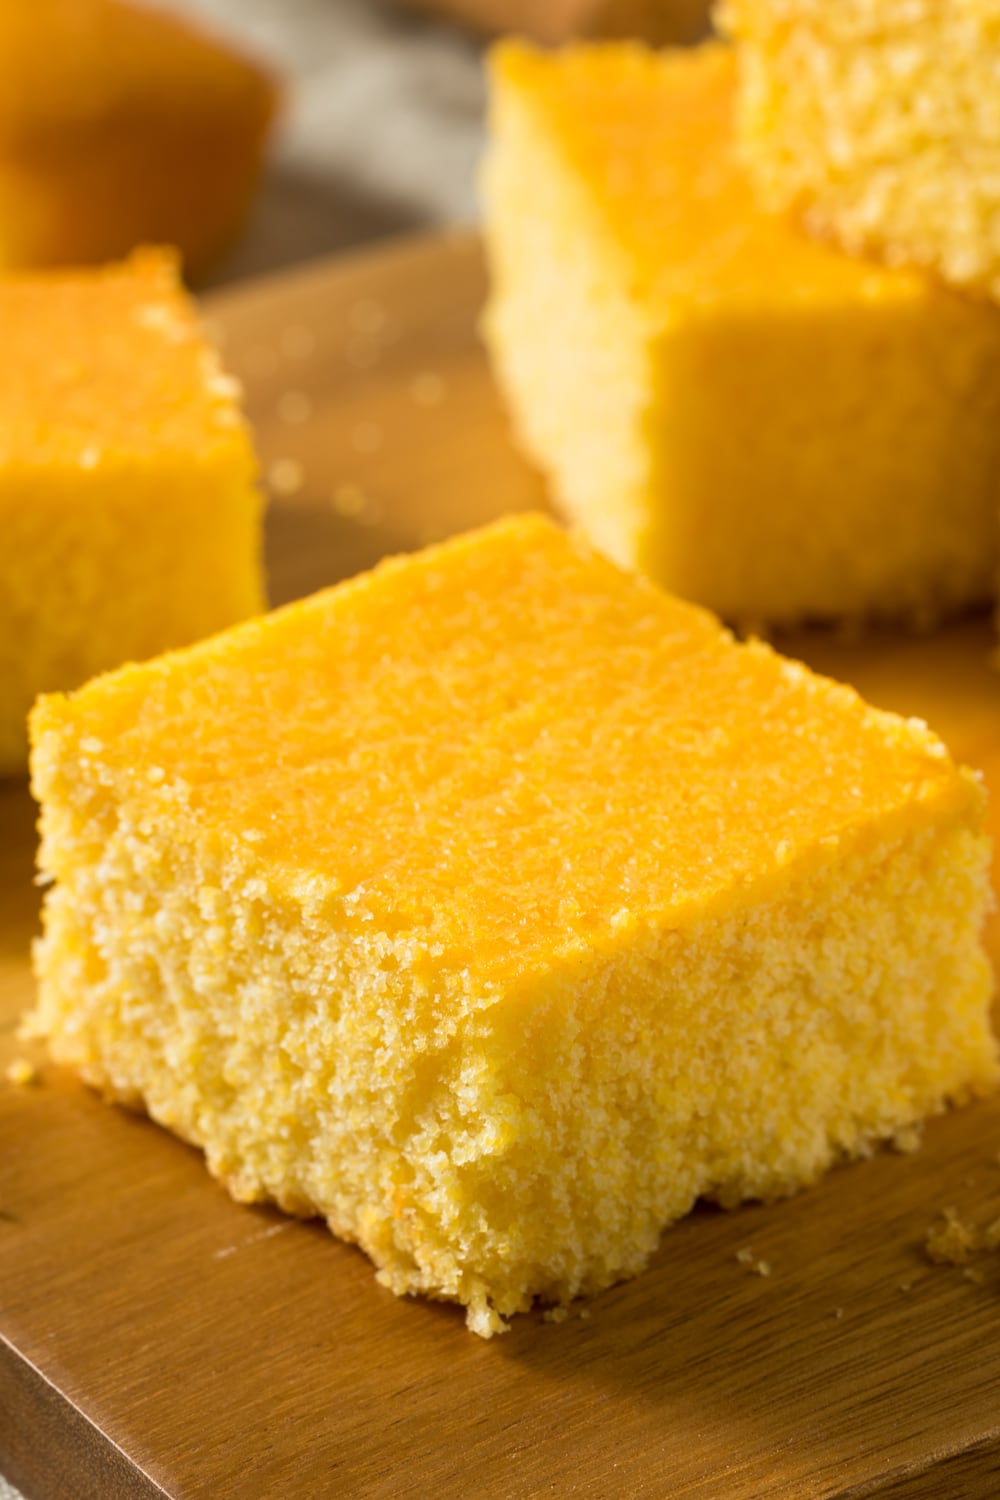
[28,515,997,1336]
[481,42,1000,627]
[400,0,710,45]
[0,248,264,775]
[0,0,277,275]
[719,0,1000,300]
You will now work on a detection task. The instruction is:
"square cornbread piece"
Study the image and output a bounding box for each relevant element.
[28,515,997,1337]
[719,0,1000,301]
[0,247,264,774]
[0,0,278,276]
[481,42,1000,628]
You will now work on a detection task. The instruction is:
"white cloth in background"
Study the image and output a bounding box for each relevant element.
[180,0,487,284]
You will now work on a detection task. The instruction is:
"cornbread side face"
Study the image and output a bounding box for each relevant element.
[481,42,1000,627]
[0,248,264,775]
[0,0,278,276]
[29,516,997,1336]
[719,0,1000,300]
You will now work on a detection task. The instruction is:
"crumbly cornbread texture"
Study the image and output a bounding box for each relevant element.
[719,0,1000,300]
[481,42,1000,627]
[0,0,277,275]
[0,248,264,775]
[29,516,997,1335]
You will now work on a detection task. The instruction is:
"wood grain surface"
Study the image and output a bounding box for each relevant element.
[397,0,711,45]
[3,232,1000,1500]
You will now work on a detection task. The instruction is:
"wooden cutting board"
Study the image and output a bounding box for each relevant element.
[3,232,1000,1500]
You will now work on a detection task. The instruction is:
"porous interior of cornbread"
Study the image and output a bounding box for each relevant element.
[0,249,263,774]
[29,517,997,1335]
[481,42,1000,626]
[0,0,277,274]
[719,0,1000,298]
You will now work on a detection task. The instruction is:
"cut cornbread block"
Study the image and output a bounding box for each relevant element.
[481,42,1000,627]
[400,0,710,45]
[28,514,997,1337]
[0,0,278,276]
[0,248,264,775]
[718,0,1000,301]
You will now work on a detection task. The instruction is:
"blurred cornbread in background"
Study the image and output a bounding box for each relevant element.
[400,0,710,44]
[0,0,278,277]
[0,248,264,775]
[481,42,1000,628]
[718,0,1000,302]
[27,514,997,1337]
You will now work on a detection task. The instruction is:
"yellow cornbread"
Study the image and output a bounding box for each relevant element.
[0,248,264,775]
[719,0,1000,301]
[481,42,1000,627]
[0,0,278,276]
[28,515,996,1336]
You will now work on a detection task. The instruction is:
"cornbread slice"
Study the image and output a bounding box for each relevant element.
[719,0,1000,300]
[481,42,1000,627]
[0,0,278,275]
[0,248,264,775]
[28,515,996,1336]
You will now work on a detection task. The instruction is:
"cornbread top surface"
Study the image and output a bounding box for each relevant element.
[0,0,277,144]
[32,516,981,983]
[491,40,931,313]
[0,248,249,466]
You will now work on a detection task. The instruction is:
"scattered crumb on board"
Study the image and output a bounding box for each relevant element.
[5,1058,38,1086]
[735,1246,772,1277]
[924,1207,1000,1267]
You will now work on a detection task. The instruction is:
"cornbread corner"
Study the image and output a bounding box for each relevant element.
[718,0,1000,300]
[28,515,997,1337]
[0,247,264,775]
[480,41,1000,627]
[0,0,278,276]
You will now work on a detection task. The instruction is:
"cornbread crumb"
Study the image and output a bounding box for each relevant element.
[892,1124,923,1155]
[5,1058,38,1087]
[924,1209,981,1266]
[482,41,1000,626]
[0,248,264,773]
[28,516,998,1335]
[736,1247,771,1277]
